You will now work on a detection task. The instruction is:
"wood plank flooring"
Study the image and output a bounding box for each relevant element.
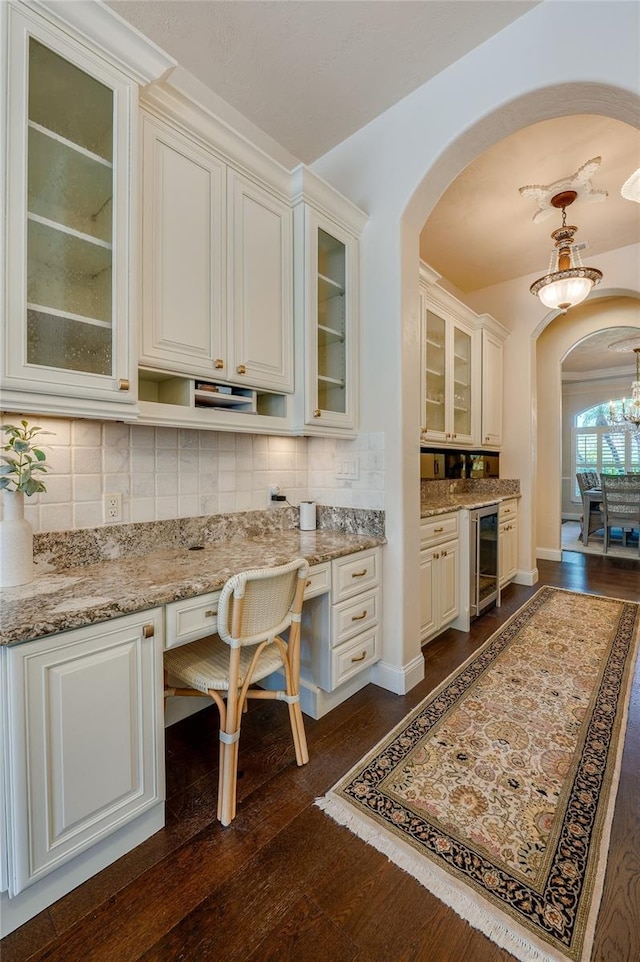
[2,554,639,962]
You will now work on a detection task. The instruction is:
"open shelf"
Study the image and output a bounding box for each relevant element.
[138,370,288,425]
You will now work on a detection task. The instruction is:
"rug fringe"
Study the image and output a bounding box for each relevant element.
[316,794,578,962]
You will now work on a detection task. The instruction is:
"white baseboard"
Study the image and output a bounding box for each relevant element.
[370,654,425,695]
[536,547,563,562]
[514,566,540,584]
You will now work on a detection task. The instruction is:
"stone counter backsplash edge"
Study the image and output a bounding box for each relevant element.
[34,506,385,573]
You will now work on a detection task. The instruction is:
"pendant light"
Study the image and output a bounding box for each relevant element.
[529,190,602,314]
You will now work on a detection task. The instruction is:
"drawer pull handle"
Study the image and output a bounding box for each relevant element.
[351,651,367,663]
[351,569,367,578]
[433,527,444,533]
[204,610,216,618]
[143,623,154,639]
[352,610,368,622]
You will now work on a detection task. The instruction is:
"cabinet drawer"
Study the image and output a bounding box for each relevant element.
[331,588,380,647]
[165,592,220,649]
[304,563,330,600]
[331,549,379,603]
[420,513,458,547]
[331,627,379,689]
[499,498,518,521]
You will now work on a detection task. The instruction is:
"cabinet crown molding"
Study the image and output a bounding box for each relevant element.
[290,165,368,236]
[141,77,292,202]
[22,0,175,84]
[420,260,508,340]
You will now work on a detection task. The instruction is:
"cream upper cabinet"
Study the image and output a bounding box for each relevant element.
[2,5,133,415]
[419,263,508,449]
[292,168,367,436]
[421,303,474,447]
[227,170,294,392]
[481,327,504,448]
[140,113,294,395]
[140,112,226,378]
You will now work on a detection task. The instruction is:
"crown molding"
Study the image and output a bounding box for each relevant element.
[141,76,292,201]
[290,165,368,235]
[22,0,175,84]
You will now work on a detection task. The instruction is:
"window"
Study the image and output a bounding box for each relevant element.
[572,400,640,500]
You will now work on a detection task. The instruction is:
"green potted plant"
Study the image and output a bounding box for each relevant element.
[0,419,51,587]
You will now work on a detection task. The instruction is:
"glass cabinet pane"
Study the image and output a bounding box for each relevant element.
[317,228,346,414]
[26,38,114,376]
[424,311,446,433]
[453,326,472,437]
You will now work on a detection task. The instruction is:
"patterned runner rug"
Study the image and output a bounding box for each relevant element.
[317,587,640,962]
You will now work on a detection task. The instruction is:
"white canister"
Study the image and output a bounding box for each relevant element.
[299,501,317,531]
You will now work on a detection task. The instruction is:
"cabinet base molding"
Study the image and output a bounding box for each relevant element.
[0,802,164,939]
[514,567,539,586]
[370,653,425,695]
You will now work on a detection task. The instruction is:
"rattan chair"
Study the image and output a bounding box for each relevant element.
[576,471,603,544]
[164,558,310,826]
[601,475,640,555]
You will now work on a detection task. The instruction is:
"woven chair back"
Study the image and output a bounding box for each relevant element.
[602,474,640,525]
[217,558,309,648]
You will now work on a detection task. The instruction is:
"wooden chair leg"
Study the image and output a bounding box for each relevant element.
[290,701,309,766]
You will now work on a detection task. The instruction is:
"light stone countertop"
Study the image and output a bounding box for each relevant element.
[0,528,385,647]
[420,492,521,519]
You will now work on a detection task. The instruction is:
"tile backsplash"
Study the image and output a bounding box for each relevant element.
[1,415,384,534]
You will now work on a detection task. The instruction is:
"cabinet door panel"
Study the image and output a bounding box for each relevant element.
[5,611,162,894]
[141,117,225,373]
[228,173,293,392]
[482,329,503,447]
[439,540,460,624]
[419,548,437,641]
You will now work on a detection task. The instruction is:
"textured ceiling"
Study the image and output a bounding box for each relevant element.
[563,325,640,376]
[107,0,539,163]
[419,115,640,294]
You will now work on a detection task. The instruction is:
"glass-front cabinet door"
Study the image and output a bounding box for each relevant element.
[421,301,474,446]
[3,5,135,414]
[423,310,446,437]
[298,206,358,433]
[452,323,472,440]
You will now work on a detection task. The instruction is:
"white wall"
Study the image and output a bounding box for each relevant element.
[0,416,384,533]
[311,0,640,691]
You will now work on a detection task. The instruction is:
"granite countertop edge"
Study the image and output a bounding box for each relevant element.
[420,492,522,519]
[0,530,386,647]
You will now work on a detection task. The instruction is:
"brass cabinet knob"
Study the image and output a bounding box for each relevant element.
[143,623,154,638]
[236,364,247,375]
[118,379,130,391]
[214,358,224,370]
[313,409,321,418]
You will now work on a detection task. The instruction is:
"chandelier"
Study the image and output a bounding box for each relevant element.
[529,190,603,313]
[607,344,640,431]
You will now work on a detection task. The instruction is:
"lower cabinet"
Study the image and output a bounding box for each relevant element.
[1,609,164,906]
[420,514,460,643]
[499,498,519,588]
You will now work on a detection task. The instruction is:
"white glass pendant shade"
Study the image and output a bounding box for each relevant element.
[536,274,594,311]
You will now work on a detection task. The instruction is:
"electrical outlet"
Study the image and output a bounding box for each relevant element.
[267,484,281,507]
[105,493,123,523]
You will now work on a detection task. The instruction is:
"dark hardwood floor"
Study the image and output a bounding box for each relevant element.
[3,553,639,962]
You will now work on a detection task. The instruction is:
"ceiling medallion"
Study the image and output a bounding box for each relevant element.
[519,157,608,224]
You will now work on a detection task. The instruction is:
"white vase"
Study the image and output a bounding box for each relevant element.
[0,491,34,588]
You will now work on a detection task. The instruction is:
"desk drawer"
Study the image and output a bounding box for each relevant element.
[420,513,458,547]
[165,591,220,649]
[331,548,379,603]
[331,588,380,647]
[331,627,379,689]
[304,563,330,600]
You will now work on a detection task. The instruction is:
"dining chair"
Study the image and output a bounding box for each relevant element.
[576,471,603,544]
[164,557,310,826]
[601,474,640,556]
